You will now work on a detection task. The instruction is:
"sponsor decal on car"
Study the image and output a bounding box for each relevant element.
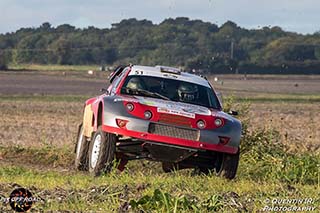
[114,97,138,103]
[157,107,195,118]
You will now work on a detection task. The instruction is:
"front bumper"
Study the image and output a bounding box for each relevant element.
[103,115,239,154]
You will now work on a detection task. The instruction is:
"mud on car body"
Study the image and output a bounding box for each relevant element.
[75,65,241,179]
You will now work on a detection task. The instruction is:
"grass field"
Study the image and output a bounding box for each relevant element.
[8,64,102,72]
[0,69,319,212]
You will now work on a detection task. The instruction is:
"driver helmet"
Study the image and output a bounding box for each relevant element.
[177,82,198,102]
[126,77,145,90]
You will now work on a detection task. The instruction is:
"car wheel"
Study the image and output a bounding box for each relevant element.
[215,150,240,180]
[75,124,89,171]
[88,126,116,176]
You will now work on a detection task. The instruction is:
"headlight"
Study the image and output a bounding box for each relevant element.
[214,118,223,127]
[126,103,134,112]
[196,120,206,129]
[144,110,152,119]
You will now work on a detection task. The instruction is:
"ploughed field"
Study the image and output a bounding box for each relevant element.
[0,70,319,212]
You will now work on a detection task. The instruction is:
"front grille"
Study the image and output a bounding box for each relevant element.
[148,123,199,141]
[158,113,191,127]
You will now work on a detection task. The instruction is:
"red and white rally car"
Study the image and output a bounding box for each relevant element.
[75,65,241,179]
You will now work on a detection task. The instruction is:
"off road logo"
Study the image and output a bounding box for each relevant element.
[9,188,34,212]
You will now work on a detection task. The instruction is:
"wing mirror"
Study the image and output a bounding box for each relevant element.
[228,110,238,116]
[100,88,109,94]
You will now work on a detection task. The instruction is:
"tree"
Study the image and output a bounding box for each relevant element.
[1,18,320,74]
[0,51,7,70]
[56,24,76,33]
[39,22,52,31]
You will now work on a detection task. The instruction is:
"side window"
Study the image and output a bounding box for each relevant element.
[110,68,128,95]
[109,76,120,95]
[207,89,220,109]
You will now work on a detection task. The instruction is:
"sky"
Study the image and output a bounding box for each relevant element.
[0,0,319,34]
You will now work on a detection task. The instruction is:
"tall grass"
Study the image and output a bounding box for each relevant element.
[223,96,319,185]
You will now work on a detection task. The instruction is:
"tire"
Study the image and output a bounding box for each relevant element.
[75,124,89,171]
[88,126,116,176]
[216,150,240,180]
[162,162,176,173]
[196,150,240,179]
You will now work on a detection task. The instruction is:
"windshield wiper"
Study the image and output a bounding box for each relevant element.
[122,87,171,101]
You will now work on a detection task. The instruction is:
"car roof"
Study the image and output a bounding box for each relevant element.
[129,65,210,87]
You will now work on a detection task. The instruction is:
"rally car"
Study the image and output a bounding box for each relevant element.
[75,65,241,179]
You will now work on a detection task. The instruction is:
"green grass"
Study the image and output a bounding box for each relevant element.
[8,64,102,72]
[0,143,319,212]
[0,163,318,212]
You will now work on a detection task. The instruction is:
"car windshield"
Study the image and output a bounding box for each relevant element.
[120,75,220,109]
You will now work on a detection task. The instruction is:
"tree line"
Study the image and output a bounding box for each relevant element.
[1,17,320,74]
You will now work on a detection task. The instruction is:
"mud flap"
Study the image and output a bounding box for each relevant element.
[74,123,83,153]
[83,104,94,138]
